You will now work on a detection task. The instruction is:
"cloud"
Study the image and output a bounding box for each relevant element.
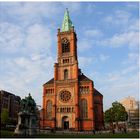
[78,28,103,52]
[93,9,139,74]
[78,39,93,52]
[91,66,139,110]
[128,53,139,63]
[25,24,52,53]
[85,29,103,38]
[121,65,138,75]
[78,54,110,73]
[122,52,139,65]
[115,10,131,21]
[125,3,139,10]
[127,19,139,32]
[100,31,139,49]
[0,2,82,28]
[0,55,55,106]
[103,8,138,34]
[0,8,55,106]
[85,3,96,14]
[103,10,131,28]
[0,3,62,26]
[99,54,109,61]
[0,21,54,56]
[79,56,97,68]
[61,2,81,13]
[0,22,24,53]
[79,8,138,52]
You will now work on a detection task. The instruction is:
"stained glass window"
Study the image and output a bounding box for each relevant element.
[64,69,68,80]
[59,90,71,102]
[80,99,88,119]
[46,100,52,119]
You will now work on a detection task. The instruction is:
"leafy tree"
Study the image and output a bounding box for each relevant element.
[1,109,9,126]
[104,101,128,127]
[104,107,114,123]
[112,102,128,123]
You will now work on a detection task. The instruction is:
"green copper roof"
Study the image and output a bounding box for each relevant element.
[62,9,73,32]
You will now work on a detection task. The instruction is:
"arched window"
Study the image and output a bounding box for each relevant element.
[46,100,52,119]
[62,38,70,53]
[64,69,68,80]
[80,99,88,119]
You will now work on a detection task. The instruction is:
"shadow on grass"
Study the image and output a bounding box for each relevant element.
[1,130,139,138]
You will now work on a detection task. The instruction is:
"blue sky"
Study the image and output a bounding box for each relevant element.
[0,2,139,110]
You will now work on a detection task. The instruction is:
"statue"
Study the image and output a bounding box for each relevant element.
[14,93,39,136]
[20,93,36,113]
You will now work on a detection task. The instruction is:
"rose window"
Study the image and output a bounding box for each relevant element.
[59,90,71,102]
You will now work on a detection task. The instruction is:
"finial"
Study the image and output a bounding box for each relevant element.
[71,25,74,31]
[57,27,60,32]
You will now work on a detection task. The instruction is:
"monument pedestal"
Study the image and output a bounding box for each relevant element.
[15,112,38,136]
[14,94,39,136]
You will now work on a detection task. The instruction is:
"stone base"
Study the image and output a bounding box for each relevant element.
[14,126,38,136]
[14,112,39,136]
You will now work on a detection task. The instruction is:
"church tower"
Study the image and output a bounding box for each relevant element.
[41,9,104,131]
[54,9,78,81]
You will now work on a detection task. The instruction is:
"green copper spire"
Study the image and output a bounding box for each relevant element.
[62,8,73,32]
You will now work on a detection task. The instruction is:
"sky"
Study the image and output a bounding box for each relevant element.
[0,2,139,110]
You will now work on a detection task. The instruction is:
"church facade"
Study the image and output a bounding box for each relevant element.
[41,9,104,131]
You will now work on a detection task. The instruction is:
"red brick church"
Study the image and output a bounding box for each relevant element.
[40,9,104,131]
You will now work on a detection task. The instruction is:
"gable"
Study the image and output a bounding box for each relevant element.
[43,78,54,86]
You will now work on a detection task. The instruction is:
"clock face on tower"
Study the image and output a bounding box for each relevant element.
[62,38,68,44]
[59,90,71,103]
[61,38,70,53]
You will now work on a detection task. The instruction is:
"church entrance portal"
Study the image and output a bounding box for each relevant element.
[62,116,69,130]
[64,121,69,129]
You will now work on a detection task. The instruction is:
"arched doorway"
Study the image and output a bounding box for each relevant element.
[62,116,69,130]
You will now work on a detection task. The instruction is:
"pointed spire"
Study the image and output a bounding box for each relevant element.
[62,8,73,32]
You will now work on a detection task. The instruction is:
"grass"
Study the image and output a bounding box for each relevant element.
[0,130,139,138]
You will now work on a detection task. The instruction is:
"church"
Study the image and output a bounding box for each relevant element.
[41,9,104,131]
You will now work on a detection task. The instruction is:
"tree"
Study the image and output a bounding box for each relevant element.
[104,107,114,123]
[112,102,128,123]
[1,109,9,126]
[104,101,128,131]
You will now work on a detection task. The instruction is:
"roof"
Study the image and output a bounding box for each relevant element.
[62,8,73,32]
[43,77,103,97]
[78,73,92,82]
[44,78,54,85]
[94,88,103,97]
[0,90,21,100]
[44,74,92,85]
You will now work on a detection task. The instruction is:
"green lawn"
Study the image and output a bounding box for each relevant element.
[0,130,139,138]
